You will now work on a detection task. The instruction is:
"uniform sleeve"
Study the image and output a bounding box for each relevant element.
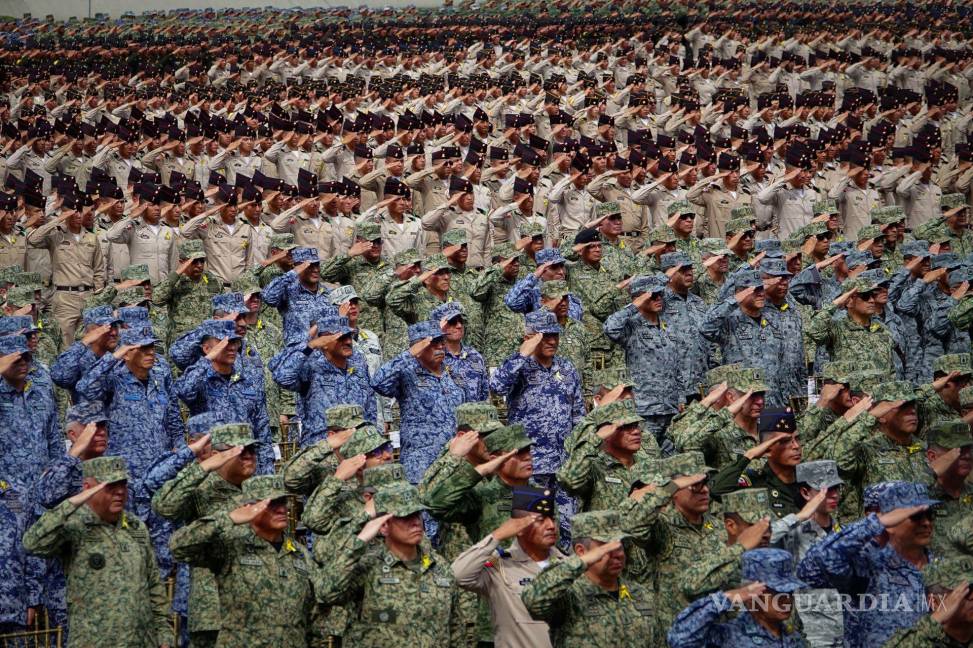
[151,462,208,522]
[300,476,349,535]
[312,532,369,606]
[151,270,188,307]
[370,352,411,399]
[699,299,736,344]
[22,499,83,558]
[710,455,752,497]
[804,303,839,348]
[50,343,95,389]
[75,353,120,402]
[33,454,83,509]
[521,555,584,624]
[173,359,210,411]
[420,459,484,524]
[269,344,313,392]
[797,513,884,588]
[666,590,734,648]
[168,330,205,371]
[168,510,233,572]
[603,303,640,344]
[261,269,299,309]
[488,353,527,397]
[386,277,423,323]
[450,534,499,595]
[503,275,540,313]
[281,442,335,495]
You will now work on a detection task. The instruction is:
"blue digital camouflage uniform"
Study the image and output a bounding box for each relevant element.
[662,287,712,403]
[443,345,489,402]
[75,355,184,479]
[667,590,806,648]
[262,269,334,341]
[763,294,809,408]
[371,351,465,484]
[797,513,928,648]
[488,352,586,475]
[503,274,584,321]
[897,280,965,380]
[174,357,275,474]
[168,327,264,375]
[0,370,61,488]
[50,342,101,403]
[0,479,44,633]
[269,343,377,447]
[888,269,927,384]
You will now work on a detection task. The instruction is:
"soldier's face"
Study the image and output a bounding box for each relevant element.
[768,433,802,468]
[518,514,558,551]
[132,344,156,371]
[537,333,559,360]
[443,317,464,343]
[498,447,533,482]
[225,445,256,484]
[384,513,425,547]
[186,259,206,281]
[387,159,404,176]
[886,508,933,548]
[580,242,602,264]
[884,402,918,435]
[580,539,626,578]
[86,478,128,522]
[601,214,622,236]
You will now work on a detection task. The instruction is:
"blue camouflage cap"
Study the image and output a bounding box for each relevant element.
[949,267,973,287]
[628,274,668,296]
[759,258,792,277]
[660,251,692,271]
[66,400,108,424]
[535,248,566,265]
[119,328,158,348]
[742,549,809,593]
[754,239,782,255]
[876,481,940,513]
[859,268,891,287]
[83,306,121,327]
[431,301,465,323]
[525,310,562,335]
[0,335,28,355]
[291,247,320,264]
[932,253,963,270]
[118,306,150,326]
[863,482,900,512]
[734,269,763,290]
[212,292,249,316]
[828,241,854,257]
[0,315,37,336]
[407,320,444,344]
[901,240,931,259]
[199,319,241,341]
[845,250,877,268]
[316,316,354,336]
[187,411,229,437]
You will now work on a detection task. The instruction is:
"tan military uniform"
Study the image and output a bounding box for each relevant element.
[95,215,131,281]
[0,229,27,271]
[269,210,335,260]
[687,181,750,239]
[181,215,256,284]
[420,206,493,268]
[106,216,179,283]
[405,169,450,254]
[829,177,883,240]
[359,207,427,261]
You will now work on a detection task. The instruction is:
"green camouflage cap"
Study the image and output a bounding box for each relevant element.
[484,423,534,453]
[961,386,973,409]
[840,277,879,295]
[722,488,773,524]
[5,286,37,308]
[870,381,917,404]
[442,228,469,246]
[373,482,428,517]
[519,221,545,238]
[699,237,731,257]
[354,221,382,242]
[230,273,262,298]
[589,367,634,390]
[820,361,861,384]
[11,271,42,290]
[934,353,972,377]
[705,363,743,388]
[329,285,358,306]
[540,279,570,301]
[596,201,622,217]
[590,399,643,427]
[813,199,838,215]
[210,422,256,448]
[856,224,883,242]
[82,456,129,484]
[571,510,630,543]
[730,206,755,220]
[362,463,406,489]
[341,425,388,457]
[492,243,520,261]
[725,216,754,235]
[628,459,668,488]
[941,193,968,211]
[0,265,22,284]
[924,225,953,245]
[455,401,500,430]
[728,367,770,393]
[120,264,151,283]
[795,221,829,240]
[393,248,422,266]
[423,253,451,272]
[270,233,297,250]
[923,556,973,589]
[848,370,886,394]
[115,287,149,306]
[664,451,715,478]
[326,404,366,430]
[870,205,906,225]
[242,475,290,501]
[927,420,973,449]
[666,199,694,217]
[179,239,207,260]
[648,225,678,244]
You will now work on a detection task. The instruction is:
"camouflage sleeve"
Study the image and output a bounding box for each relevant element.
[83,284,117,308]
[151,462,208,522]
[797,514,884,588]
[470,266,500,303]
[801,414,858,462]
[420,460,484,524]
[823,415,875,481]
[281,441,335,495]
[555,432,602,500]
[417,448,462,499]
[710,455,752,498]
[804,303,839,348]
[312,533,369,606]
[301,476,348,535]
[666,590,733,648]
[948,295,973,330]
[168,510,233,572]
[22,498,83,558]
[141,522,174,647]
[678,409,731,458]
[668,401,708,449]
[386,277,422,323]
[947,512,973,555]
[319,255,351,283]
[521,555,584,625]
[360,271,393,308]
[618,483,677,542]
[151,271,188,307]
[797,405,834,446]
[679,543,745,601]
[881,615,953,648]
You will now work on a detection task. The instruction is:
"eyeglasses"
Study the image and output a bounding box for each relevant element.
[816,232,834,241]
[689,478,710,493]
[858,292,877,302]
[740,231,755,239]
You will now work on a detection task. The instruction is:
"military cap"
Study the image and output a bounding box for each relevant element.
[666,200,695,217]
[4,287,36,308]
[492,243,519,262]
[759,258,792,277]
[932,253,963,270]
[723,488,773,524]
[754,239,783,256]
[210,422,256,448]
[291,247,320,264]
[82,456,129,484]
[934,353,972,377]
[733,269,764,291]
[0,266,20,285]
[484,423,533,453]
[813,199,838,215]
[758,408,796,436]
[628,274,668,296]
[394,249,422,267]
[119,328,157,348]
[324,403,365,431]
[329,285,358,306]
[362,463,406,490]
[442,229,469,247]
[923,556,973,590]
[726,217,754,235]
[270,233,297,250]
[430,301,464,323]
[407,320,444,345]
[571,510,629,543]
[179,239,207,260]
[870,381,917,404]
[728,367,770,393]
[524,310,561,335]
[925,226,954,245]
[519,221,546,238]
[821,361,861,384]
[590,399,643,427]
[648,225,678,244]
[795,221,830,241]
[941,193,968,213]
[664,451,714,478]
[875,481,940,513]
[741,549,808,593]
[66,400,108,425]
[863,482,900,512]
[699,238,731,257]
[848,370,886,395]
[120,264,151,283]
[588,368,634,391]
[705,363,742,388]
[870,205,906,225]
[839,277,879,295]
[354,221,382,242]
[242,475,290,501]
[961,386,973,409]
[828,242,854,257]
[230,274,261,299]
[422,254,451,273]
[83,306,121,327]
[212,292,248,316]
[573,228,600,246]
[0,315,36,336]
[540,279,570,301]
[455,401,500,431]
[796,460,844,490]
[731,206,755,220]
[948,268,973,288]
[187,411,228,437]
[116,287,149,306]
[595,201,622,218]
[316,315,353,337]
[856,224,883,242]
[199,319,240,341]
[511,485,556,517]
[928,420,973,449]
[0,335,28,356]
[661,251,692,271]
[845,251,876,269]
[11,272,42,290]
[374,482,428,517]
[342,425,389,457]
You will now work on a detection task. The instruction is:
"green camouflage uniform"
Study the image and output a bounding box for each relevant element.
[470,262,522,366]
[319,253,389,334]
[152,271,224,344]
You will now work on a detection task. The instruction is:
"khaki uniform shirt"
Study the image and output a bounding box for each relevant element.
[181,215,255,284]
[106,217,179,283]
[26,220,105,290]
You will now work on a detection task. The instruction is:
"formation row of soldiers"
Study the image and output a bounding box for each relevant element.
[4,0,973,647]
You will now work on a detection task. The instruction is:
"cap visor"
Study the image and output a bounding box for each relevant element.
[765,577,808,593]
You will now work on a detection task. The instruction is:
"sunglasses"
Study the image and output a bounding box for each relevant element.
[740,231,755,239]
[816,232,834,241]
[367,443,392,458]
[858,292,877,302]
[908,510,935,523]
[678,213,695,220]
[689,478,710,493]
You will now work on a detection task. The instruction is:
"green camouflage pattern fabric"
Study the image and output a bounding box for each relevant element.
[470,264,523,366]
[928,480,973,559]
[447,265,485,350]
[152,270,224,343]
[281,439,341,496]
[170,510,314,648]
[320,253,392,334]
[362,274,410,360]
[806,303,896,377]
[23,499,172,648]
[881,615,967,647]
[247,313,291,434]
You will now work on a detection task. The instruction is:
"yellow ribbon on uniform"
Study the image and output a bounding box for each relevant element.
[121,513,129,529]
[780,303,789,311]
[907,443,923,454]
[619,584,632,600]
[284,538,296,553]
[421,554,431,570]
[760,318,768,327]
